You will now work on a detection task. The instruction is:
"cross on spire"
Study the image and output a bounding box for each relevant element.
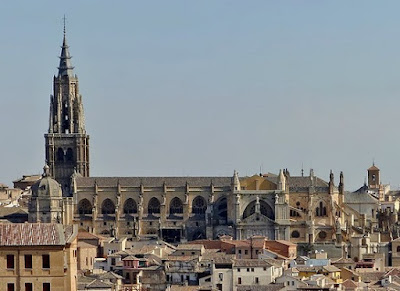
[63,15,66,36]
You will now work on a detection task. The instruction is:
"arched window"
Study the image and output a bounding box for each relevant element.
[148,198,160,214]
[170,197,183,214]
[242,200,275,220]
[57,148,64,162]
[291,230,300,238]
[78,199,92,214]
[214,197,227,222]
[315,201,327,217]
[318,231,327,240]
[123,198,137,214]
[101,199,115,214]
[192,196,207,214]
[66,148,73,162]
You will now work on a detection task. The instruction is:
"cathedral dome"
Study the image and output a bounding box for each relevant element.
[31,165,62,198]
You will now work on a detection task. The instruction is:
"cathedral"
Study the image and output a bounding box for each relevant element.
[31,30,348,246]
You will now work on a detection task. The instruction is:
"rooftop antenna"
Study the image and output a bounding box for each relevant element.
[301,163,304,177]
[372,157,375,167]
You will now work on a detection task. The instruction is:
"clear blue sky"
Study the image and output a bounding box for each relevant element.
[1,1,399,190]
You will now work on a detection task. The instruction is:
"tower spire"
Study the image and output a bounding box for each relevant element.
[58,16,74,77]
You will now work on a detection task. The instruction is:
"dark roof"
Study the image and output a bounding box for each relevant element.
[0,207,28,218]
[266,175,329,191]
[233,259,272,268]
[237,283,285,291]
[344,192,378,204]
[76,176,232,188]
[0,223,71,246]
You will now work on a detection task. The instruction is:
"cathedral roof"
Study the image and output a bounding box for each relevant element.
[75,176,232,188]
[344,191,378,204]
[265,175,329,190]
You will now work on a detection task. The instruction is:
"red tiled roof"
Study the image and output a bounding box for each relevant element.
[0,223,66,246]
[78,229,103,241]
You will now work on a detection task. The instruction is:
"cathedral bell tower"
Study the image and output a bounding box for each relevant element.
[45,27,89,195]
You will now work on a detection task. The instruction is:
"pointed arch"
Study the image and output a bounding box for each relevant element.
[66,148,73,162]
[57,148,64,162]
[123,198,137,214]
[315,201,327,217]
[243,200,275,220]
[78,198,92,214]
[148,197,160,214]
[213,196,227,222]
[169,197,183,214]
[192,196,207,214]
[101,199,115,214]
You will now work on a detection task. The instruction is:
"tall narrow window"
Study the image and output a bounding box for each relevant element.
[25,283,33,291]
[238,277,242,285]
[42,254,50,269]
[7,283,15,291]
[43,283,51,291]
[25,254,32,269]
[6,255,14,269]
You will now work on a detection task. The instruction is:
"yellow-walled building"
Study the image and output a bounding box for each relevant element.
[0,223,78,291]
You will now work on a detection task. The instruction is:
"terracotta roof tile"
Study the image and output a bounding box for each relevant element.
[0,223,66,246]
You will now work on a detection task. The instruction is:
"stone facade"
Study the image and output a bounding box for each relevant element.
[71,169,344,244]
[45,32,89,194]
[0,223,78,291]
[44,31,344,245]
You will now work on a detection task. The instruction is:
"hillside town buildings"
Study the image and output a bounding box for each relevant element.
[2,29,400,290]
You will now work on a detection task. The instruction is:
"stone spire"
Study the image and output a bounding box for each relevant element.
[338,171,344,195]
[329,170,334,193]
[58,22,74,78]
[278,169,286,191]
[233,170,241,191]
[45,23,90,195]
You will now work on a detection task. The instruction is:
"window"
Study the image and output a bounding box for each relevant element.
[6,255,14,269]
[43,283,51,291]
[255,277,259,284]
[7,283,14,291]
[238,250,242,254]
[192,196,207,214]
[291,230,300,238]
[238,277,242,284]
[237,268,241,272]
[219,273,223,281]
[247,268,250,272]
[25,283,33,291]
[263,267,267,271]
[245,250,248,255]
[42,254,50,269]
[148,197,160,214]
[251,268,254,272]
[25,254,32,269]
